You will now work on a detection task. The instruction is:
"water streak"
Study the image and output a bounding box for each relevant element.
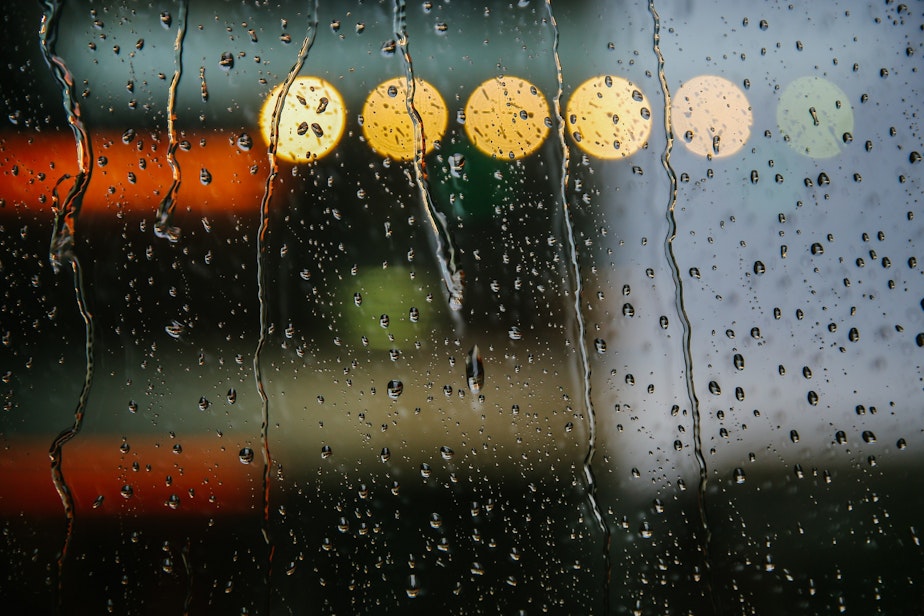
[394,0,465,313]
[649,0,715,607]
[253,0,320,607]
[38,1,97,607]
[544,2,611,611]
[154,0,189,242]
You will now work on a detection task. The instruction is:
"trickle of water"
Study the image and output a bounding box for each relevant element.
[649,0,714,608]
[393,0,464,311]
[465,345,484,393]
[153,0,188,243]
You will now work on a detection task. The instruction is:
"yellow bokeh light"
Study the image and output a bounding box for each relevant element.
[672,75,752,158]
[463,76,550,160]
[777,76,854,159]
[259,76,346,163]
[565,75,652,160]
[361,77,448,161]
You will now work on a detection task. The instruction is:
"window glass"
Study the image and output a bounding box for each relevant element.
[0,1,921,614]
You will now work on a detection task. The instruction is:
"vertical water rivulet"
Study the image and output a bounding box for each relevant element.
[545,1,611,612]
[253,0,320,609]
[154,0,189,242]
[394,0,465,316]
[649,1,716,610]
[38,0,96,608]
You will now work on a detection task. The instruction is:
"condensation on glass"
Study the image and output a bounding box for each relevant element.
[0,1,921,614]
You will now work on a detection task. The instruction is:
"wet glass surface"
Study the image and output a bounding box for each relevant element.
[0,1,922,614]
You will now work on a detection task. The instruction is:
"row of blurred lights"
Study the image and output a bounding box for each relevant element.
[259,73,854,163]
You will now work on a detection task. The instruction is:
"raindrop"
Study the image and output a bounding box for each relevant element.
[239,447,254,464]
[387,379,404,400]
[128,400,139,414]
[790,430,800,443]
[622,303,635,317]
[199,168,212,185]
[594,338,607,354]
[753,261,766,275]
[862,431,876,444]
[160,11,172,27]
[896,438,907,450]
[120,485,133,499]
[807,391,818,406]
[321,445,333,459]
[420,463,432,478]
[409,307,420,322]
[227,388,237,404]
[848,328,859,342]
[733,468,746,484]
[466,345,484,393]
[219,51,234,70]
[708,381,721,395]
[733,354,744,370]
[198,396,210,411]
[354,292,363,306]
[380,314,390,328]
[380,447,391,462]
[508,326,523,341]
[835,431,847,445]
[406,574,420,598]
[237,133,253,151]
[659,316,669,329]
[440,446,454,461]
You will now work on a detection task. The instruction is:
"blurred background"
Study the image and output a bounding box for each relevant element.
[0,0,922,614]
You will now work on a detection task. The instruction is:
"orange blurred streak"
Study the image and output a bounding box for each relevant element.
[0,436,260,518]
[0,130,268,217]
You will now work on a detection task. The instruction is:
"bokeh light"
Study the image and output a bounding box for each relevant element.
[361,77,448,161]
[777,76,854,159]
[672,75,752,158]
[259,76,347,163]
[463,75,551,160]
[565,75,652,160]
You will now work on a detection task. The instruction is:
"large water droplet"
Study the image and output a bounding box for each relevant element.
[466,345,484,393]
[387,379,404,400]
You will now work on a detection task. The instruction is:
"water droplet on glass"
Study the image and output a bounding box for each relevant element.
[160,11,172,27]
[733,354,745,371]
[239,447,254,464]
[406,574,420,598]
[227,388,237,404]
[380,314,390,328]
[321,445,333,459]
[237,133,253,151]
[807,391,819,406]
[219,51,234,70]
[198,396,210,411]
[753,261,766,275]
[199,168,212,185]
[466,345,484,393]
[387,379,404,400]
[508,326,522,341]
[409,307,420,323]
[862,430,877,444]
[708,381,721,395]
[733,468,746,484]
[622,303,635,317]
[835,430,847,445]
[790,430,800,443]
[128,400,139,414]
[121,484,133,499]
[380,447,391,462]
[440,445,454,461]
[594,338,607,354]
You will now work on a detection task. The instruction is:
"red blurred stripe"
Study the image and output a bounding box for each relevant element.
[0,436,259,517]
[0,130,268,216]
